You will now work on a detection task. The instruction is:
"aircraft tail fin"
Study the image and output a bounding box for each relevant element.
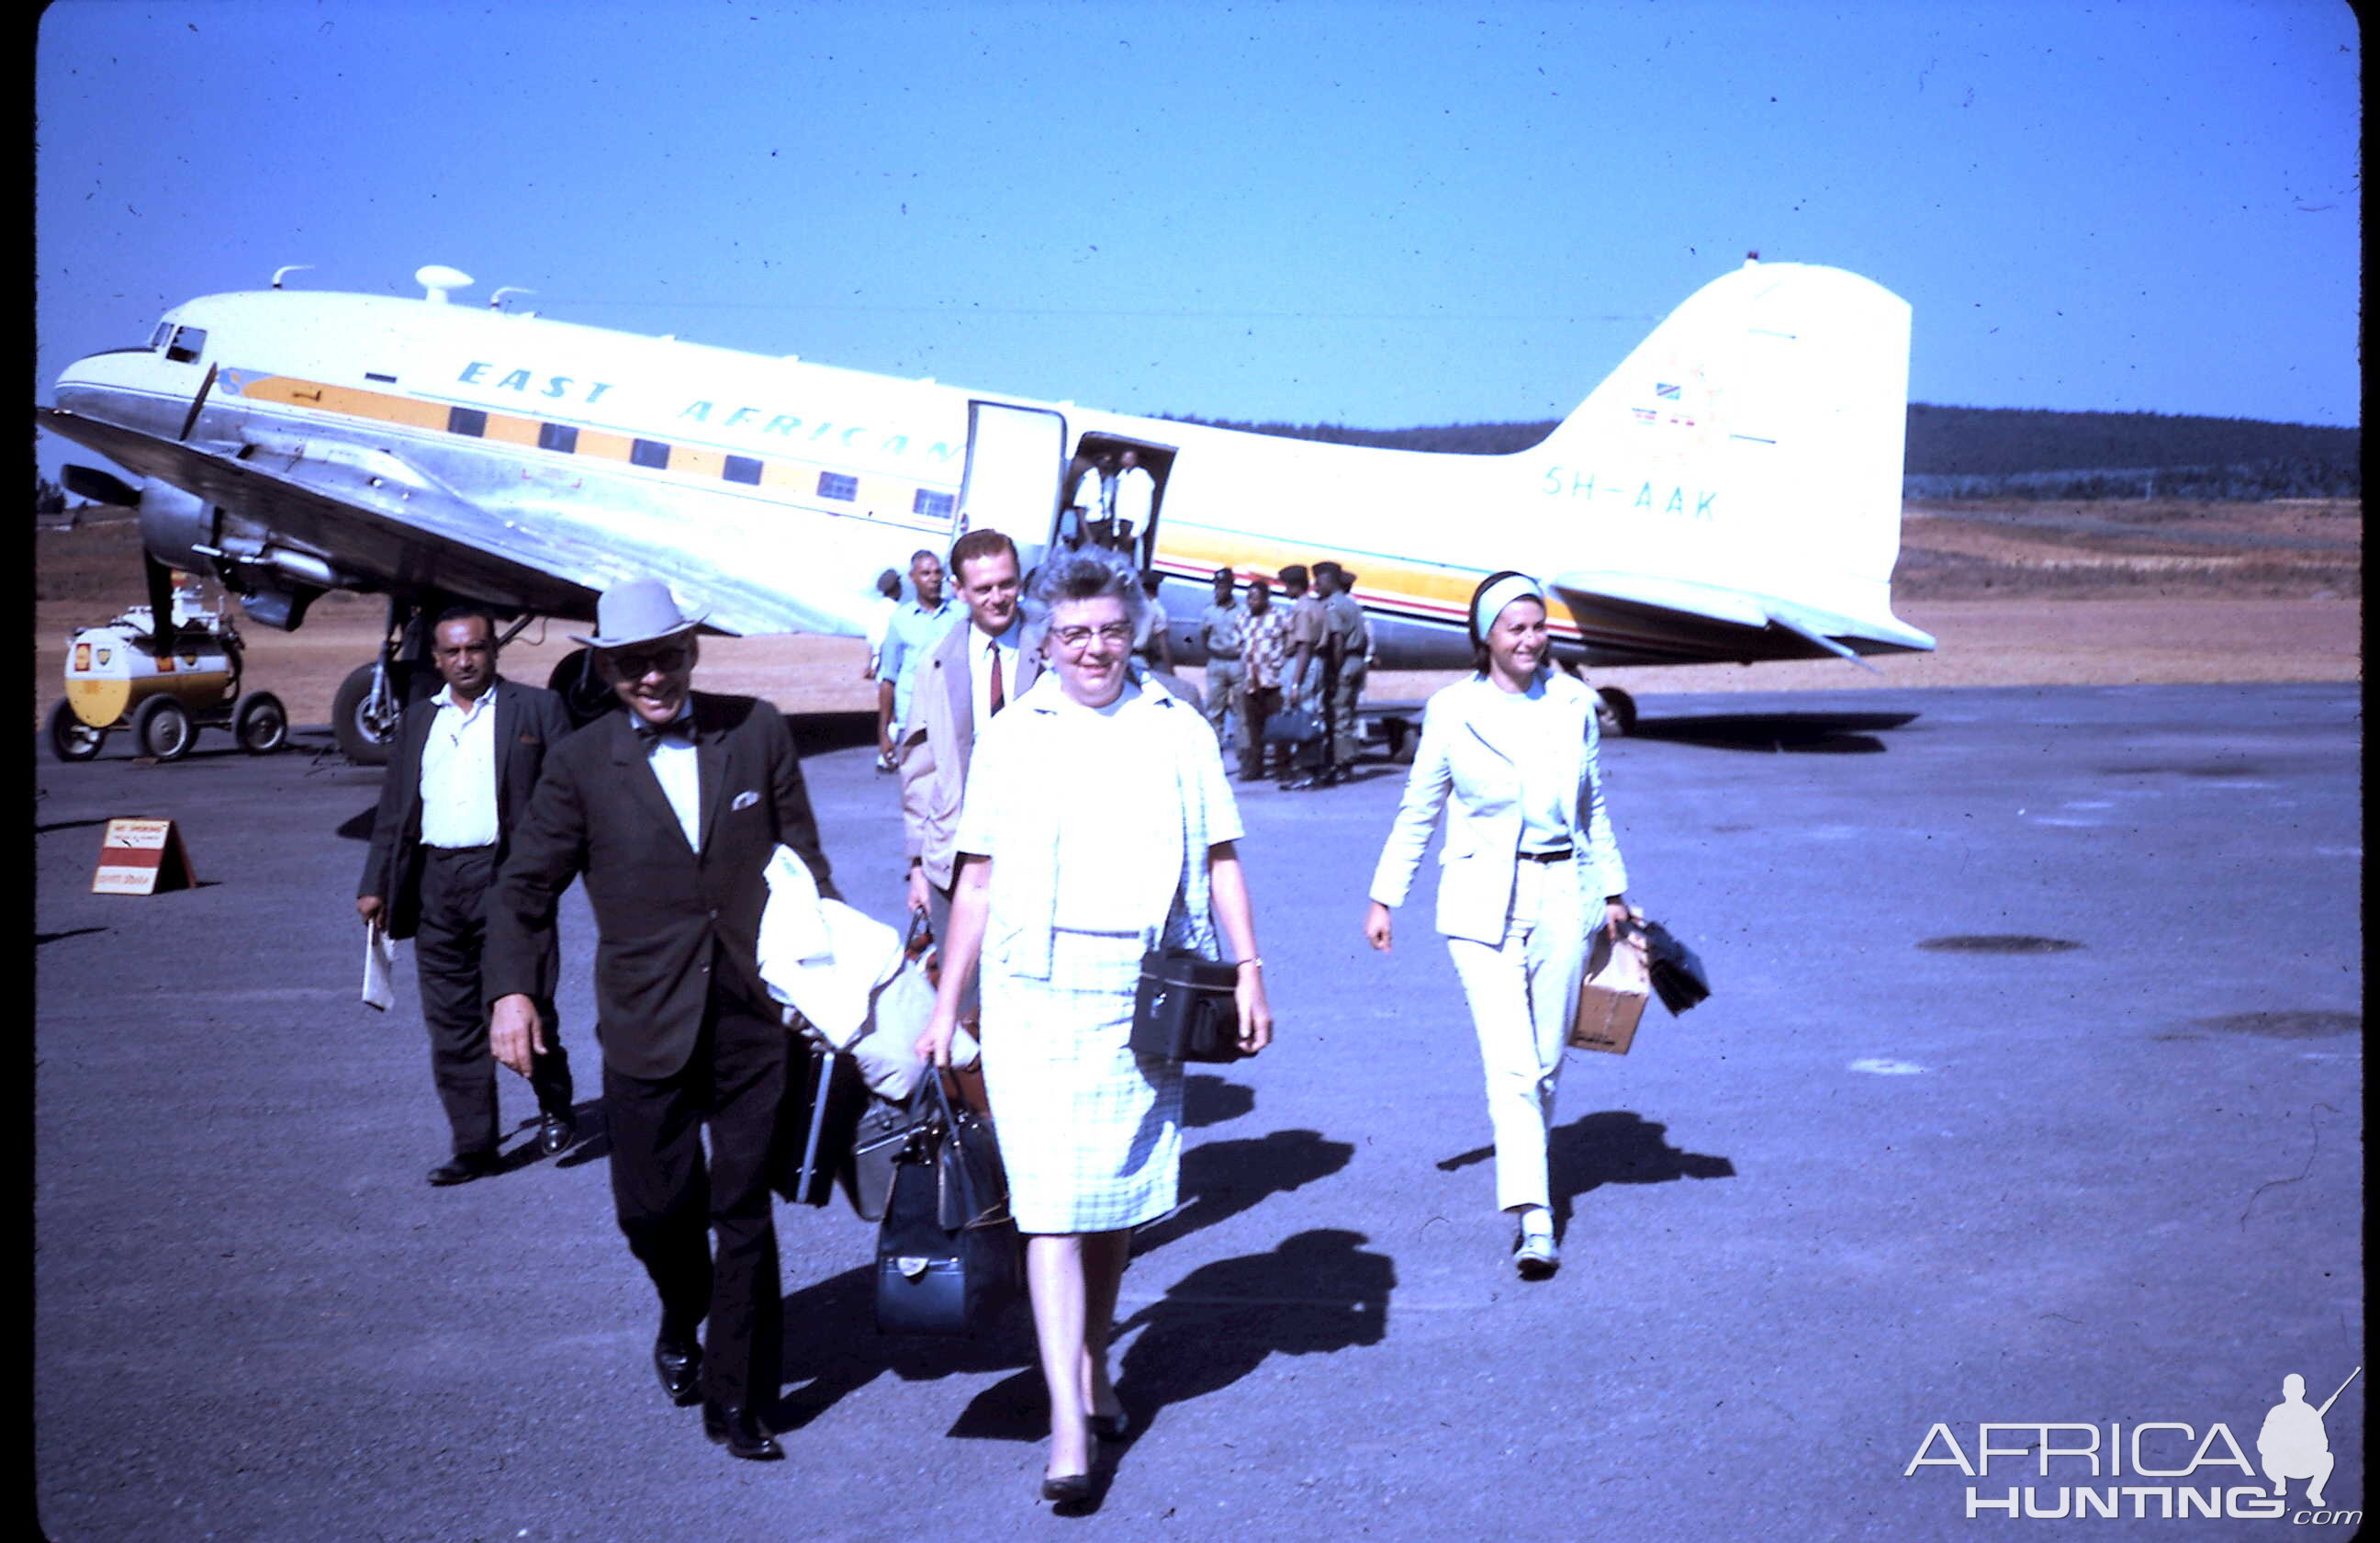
[1525,260,1914,631]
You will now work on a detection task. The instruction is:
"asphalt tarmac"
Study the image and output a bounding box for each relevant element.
[32,683,2363,1541]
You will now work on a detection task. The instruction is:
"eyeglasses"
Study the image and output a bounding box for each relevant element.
[1050,622,1134,650]
[606,642,692,677]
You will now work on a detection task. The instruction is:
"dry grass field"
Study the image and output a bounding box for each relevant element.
[31,499,2361,733]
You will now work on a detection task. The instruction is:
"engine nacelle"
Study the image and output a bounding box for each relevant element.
[136,481,219,574]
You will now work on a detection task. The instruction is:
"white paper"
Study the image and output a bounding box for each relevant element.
[362,922,396,1011]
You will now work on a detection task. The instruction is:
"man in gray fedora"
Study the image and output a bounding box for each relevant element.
[486,577,839,1462]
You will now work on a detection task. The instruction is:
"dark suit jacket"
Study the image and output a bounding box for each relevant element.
[356,680,575,941]
[484,692,838,1081]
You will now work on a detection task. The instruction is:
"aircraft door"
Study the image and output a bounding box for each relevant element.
[958,401,1070,577]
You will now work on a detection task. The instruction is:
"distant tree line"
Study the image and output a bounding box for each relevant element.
[1158,405,2360,499]
[35,476,70,515]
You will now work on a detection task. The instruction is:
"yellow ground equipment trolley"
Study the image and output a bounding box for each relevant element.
[49,585,287,762]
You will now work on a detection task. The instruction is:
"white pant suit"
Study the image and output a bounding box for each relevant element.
[1368,670,1628,1212]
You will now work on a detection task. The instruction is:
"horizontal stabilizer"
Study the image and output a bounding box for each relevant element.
[1552,569,1933,669]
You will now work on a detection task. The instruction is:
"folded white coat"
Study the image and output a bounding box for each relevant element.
[755,844,904,1049]
[755,844,977,1099]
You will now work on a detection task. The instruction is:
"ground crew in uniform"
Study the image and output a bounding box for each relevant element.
[485,578,841,1464]
[1195,566,1248,752]
[356,605,577,1187]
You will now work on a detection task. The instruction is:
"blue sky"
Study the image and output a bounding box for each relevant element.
[34,0,2360,485]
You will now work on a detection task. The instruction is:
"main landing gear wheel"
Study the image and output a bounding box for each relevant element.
[546,647,621,729]
[132,694,196,761]
[331,663,401,766]
[232,691,289,754]
[1593,687,1637,738]
[47,699,106,762]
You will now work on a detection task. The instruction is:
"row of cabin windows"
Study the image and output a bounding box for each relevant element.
[443,404,954,518]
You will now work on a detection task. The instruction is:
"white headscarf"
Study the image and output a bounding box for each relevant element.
[1470,572,1546,646]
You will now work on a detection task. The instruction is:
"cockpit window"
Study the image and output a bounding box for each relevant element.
[166,326,208,364]
[148,321,173,351]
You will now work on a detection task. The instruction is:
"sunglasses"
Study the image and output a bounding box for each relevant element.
[605,641,692,677]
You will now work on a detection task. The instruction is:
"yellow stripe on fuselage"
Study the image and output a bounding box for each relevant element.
[223,371,950,526]
[1151,525,1582,639]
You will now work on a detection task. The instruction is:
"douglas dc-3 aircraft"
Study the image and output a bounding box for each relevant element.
[39,256,1933,763]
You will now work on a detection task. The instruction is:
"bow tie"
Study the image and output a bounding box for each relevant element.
[634,716,696,747]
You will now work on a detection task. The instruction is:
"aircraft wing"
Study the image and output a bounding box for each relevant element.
[39,406,600,617]
[1550,569,1936,670]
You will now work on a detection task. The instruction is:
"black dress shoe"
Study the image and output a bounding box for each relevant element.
[654,1335,703,1406]
[1089,1409,1129,1442]
[427,1151,498,1187]
[702,1401,783,1461]
[537,1111,576,1156]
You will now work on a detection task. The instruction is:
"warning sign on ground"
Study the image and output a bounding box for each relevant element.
[92,817,197,895]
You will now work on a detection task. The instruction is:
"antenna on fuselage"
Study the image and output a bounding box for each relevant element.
[271,265,313,289]
[415,265,476,303]
[490,287,536,310]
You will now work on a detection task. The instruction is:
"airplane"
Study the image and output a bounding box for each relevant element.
[38,255,1934,763]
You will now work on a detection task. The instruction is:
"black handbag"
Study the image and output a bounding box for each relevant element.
[1262,705,1322,745]
[1639,919,1712,1015]
[873,1077,1018,1337]
[1130,949,1246,1064]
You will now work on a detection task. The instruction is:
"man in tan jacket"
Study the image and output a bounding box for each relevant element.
[898,528,1041,922]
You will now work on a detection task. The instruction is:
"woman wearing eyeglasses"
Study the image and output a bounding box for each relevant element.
[918,545,1273,1504]
[1363,571,1630,1281]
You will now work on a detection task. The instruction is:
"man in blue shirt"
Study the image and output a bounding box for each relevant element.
[875,548,960,766]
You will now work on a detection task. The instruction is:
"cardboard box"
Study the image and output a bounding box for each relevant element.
[1569,929,1650,1054]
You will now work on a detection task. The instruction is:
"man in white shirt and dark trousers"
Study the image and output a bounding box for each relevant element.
[357,606,578,1186]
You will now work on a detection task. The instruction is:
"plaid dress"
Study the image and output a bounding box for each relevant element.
[958,671,1242,1233]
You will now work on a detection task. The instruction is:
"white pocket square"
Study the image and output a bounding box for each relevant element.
[731,789,760,811]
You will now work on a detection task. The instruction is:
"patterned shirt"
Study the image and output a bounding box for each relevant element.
[1241,606,1291,689]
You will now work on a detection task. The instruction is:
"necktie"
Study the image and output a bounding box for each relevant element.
[987,641,1005,717]
[634,716,695,747]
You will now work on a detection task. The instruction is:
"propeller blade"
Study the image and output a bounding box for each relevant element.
[145,551,178,658]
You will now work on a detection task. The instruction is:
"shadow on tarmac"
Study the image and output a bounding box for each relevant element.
[1182,1072,1255,1127]
[765,1127,1360,1444]
[1629,708,1918,754]
[1438,1109,1736,1234]
[940,1227,1398,1512]
[336,806,376,841]
[1130,1129,1356,1255]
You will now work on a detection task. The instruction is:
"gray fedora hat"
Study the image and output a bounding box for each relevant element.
[569,577,706,649]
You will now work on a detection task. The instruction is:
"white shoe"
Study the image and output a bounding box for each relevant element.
[1512,1229,1559,1280]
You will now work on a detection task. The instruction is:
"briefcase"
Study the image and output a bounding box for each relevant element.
[1130,950,1247,1064]
[873,1080,1018,1337]
[1569,926,1651,1054]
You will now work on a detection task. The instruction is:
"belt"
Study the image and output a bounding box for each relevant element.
[1519,847,1574,863]
[425,842,498,857]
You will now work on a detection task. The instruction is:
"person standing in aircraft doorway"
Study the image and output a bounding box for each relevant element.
[1067,454,1112,550]
[1362,571,1632,1281]
[1109,448,1156,554]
